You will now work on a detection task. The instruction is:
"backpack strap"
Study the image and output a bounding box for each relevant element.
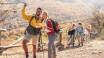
[29,15,40,25]
[41,18,44,22]
[29,16,35,25]
[46,19,53,27]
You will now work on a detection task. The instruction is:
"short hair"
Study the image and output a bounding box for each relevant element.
[73,24,75,26]
[37,7,42,10]
[78,23,82,25]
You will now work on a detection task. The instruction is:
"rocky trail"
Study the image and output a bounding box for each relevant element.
[0,39,104,58]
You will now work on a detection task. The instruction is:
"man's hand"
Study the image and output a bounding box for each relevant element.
[24,3,27,8]
[43,26,47,29]
[36,26,42,28]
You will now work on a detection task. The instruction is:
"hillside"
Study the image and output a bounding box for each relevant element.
[0,0,104,41]
[0,0,94,40]
[0,0,104,58]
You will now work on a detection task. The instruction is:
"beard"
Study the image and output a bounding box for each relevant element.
[36,14,40,16]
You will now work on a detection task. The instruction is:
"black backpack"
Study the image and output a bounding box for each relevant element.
[26,16,42,35]
[47,19,60,33]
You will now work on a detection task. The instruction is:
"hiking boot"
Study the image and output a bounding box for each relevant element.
[25,52,29,58]
[33,55,36,58]
[78,44,80,47]
[72,43,74,48]
[66,44,70,48]
[26,54,29,58]
[81,42,83,46]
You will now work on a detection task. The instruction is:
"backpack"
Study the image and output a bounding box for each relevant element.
[25,16,42,35]
[47,19,60,33]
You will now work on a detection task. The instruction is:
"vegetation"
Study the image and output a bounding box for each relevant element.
[90,7,104,34]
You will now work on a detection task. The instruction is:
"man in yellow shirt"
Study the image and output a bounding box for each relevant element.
[22,3,44,58]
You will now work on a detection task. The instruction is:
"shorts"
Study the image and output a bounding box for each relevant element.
[77,32,83,35]
[23,32,39,45]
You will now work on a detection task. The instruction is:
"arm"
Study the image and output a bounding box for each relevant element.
[22,3,32,22]
[82,27,84,33]
[33,18,46,28]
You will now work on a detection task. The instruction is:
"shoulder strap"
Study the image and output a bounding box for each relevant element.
[35,16,39,23]
[41,18,44,22]
[46,19,51,27]
[29,16,35,25]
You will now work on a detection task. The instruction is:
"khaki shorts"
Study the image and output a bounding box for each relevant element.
[23,33,39,45]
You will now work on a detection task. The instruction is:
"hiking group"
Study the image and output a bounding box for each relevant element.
[21,3,91,58]
[67,23,91,48]
[22,3,59,58]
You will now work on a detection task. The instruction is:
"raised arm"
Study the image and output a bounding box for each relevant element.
[22,3,32,22]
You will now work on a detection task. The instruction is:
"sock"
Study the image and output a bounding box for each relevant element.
[34,55,36,58]
[25,52,29,58]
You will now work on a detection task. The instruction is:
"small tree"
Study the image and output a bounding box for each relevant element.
[91,7,104,34]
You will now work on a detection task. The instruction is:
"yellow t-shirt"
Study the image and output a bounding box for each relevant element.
[22,8,45,28]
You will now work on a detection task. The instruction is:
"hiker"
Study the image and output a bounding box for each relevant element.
[76,23,84,46]
[37,12,49,51]
[67,24,76,47]
[42,12,59,58]
[22,3,45,58]
[84,25,91,41]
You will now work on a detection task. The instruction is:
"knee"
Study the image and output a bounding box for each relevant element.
[49,43,55,49]
[48,42,52,47]
[23,40,28,46]
[33,45,36,48]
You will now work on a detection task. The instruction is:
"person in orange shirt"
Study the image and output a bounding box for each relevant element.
[22,3,45,58]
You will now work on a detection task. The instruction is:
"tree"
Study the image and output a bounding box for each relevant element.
[91,6,104,33]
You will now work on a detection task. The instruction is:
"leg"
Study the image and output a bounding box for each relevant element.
[71,35,73,45]
[77,34,81,46]
[52,44,56,58]
[33,45,36,58]
[48,44,52,58]
[22,33,30,58]
[32,34,39,58]
[71,35,74,47]
[48,37,53,58]
[23,40,29,58]
[48,34,56,58]
[67,35,71,46]
[81,34,84,46]
[52,34,57,58]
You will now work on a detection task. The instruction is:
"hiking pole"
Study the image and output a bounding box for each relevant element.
[42,43,46,58]
[41,30,48,58]
[41,31,44,58]
[38,32,42,52]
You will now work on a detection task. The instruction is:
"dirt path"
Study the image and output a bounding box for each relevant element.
[56,39,104,58]
[1,39,104,58]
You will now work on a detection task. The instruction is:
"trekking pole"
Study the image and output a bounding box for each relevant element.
[41,31,45,58]
[38,32,42,51]
[42,43,44,58]
[42,43,46,58]
[0,31,1,50]
[41,30,48,58]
